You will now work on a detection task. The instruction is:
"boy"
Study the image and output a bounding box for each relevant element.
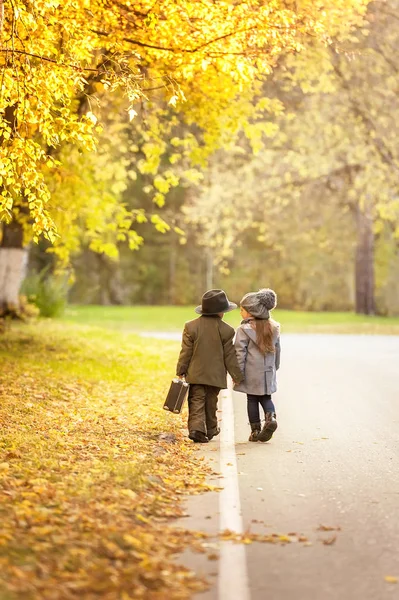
[176,289,243,443]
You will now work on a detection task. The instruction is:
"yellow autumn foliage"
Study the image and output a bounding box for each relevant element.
[0,0,370,244]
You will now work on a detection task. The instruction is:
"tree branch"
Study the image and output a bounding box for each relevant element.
[371,42,399,74]
[92,26,259,54]
[371,1,399,23]
[332,59,399,173]
[92,20,302,55]
[265,163,362,193]
[0,48,101,72]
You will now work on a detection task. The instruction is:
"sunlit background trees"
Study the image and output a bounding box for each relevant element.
[2,0,398,317]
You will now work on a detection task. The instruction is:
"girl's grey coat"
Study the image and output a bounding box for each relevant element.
[233,320,281,395]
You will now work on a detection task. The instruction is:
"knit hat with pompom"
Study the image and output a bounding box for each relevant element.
[240,288,277,319]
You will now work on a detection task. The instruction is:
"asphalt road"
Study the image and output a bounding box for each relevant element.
[175,334,399,600]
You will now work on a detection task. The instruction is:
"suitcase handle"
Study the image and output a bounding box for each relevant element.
[173,376,188,386]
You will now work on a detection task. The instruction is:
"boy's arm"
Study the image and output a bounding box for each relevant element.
[234,327,248,379]
[176,325,194,376]
[224,328,245,383]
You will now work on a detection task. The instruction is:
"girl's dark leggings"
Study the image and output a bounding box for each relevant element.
[247,393,275,424]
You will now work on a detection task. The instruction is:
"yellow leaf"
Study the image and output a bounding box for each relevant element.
[120,489,137,499]
[86,111,97,124]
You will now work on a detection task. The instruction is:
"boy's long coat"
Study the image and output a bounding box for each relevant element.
[234,321,281,395]
[176,315,243,389]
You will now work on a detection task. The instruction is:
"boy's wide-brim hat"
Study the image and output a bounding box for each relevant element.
[195,289,237,315]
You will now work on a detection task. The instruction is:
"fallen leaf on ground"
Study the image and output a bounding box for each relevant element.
[219,530,311,546]
[384,576,398,584]
[317,525,341,532]
[0,323,214,600]
[322,535,337,545]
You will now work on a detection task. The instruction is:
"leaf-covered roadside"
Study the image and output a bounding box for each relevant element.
[0,322,212,599]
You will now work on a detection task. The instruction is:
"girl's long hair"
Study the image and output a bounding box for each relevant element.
[250,318,277,354]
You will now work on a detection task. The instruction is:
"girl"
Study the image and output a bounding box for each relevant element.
[234,288,281,442]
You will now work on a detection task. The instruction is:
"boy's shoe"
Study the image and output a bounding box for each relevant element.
[207,427,220,441]
[189,430,209,443]
[257,412,278,443]
[248,421,261,442]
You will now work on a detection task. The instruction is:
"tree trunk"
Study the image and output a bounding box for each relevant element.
[0,0,4,33]
[205,247,214,290]
[0,96,25,315]
[96,253,123,305]
[169,240,177,305]
[355,204,375,315]
[0,222,28,313]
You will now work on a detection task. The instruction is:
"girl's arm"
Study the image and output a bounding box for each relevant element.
[223,329,244,383]
[234,327,249,376]
[275,336,281,370]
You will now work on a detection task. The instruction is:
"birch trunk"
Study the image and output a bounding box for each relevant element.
[0,248,28,311]
[0,222,28,313]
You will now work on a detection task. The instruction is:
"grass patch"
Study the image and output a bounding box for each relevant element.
[62,305,399,335]
[0,321,212,600]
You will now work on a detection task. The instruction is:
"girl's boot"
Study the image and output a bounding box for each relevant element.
[248,421,261,442]
[257,412,278,442]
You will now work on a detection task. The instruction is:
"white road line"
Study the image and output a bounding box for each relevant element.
[218,387,251,600]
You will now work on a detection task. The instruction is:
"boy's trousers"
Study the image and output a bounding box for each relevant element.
[188,384,220,436]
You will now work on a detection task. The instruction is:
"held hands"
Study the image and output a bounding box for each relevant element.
[232,373,245,385]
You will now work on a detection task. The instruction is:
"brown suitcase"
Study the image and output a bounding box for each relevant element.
[163,378,189,414]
